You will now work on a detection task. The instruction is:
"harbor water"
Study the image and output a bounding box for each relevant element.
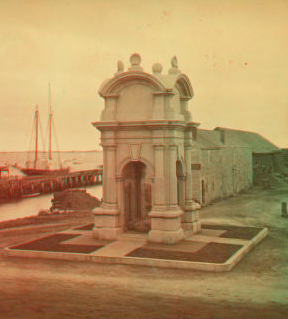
[0,184,102,223]
[0,151,103,223]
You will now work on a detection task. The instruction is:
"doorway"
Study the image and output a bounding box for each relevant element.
[176,160,185,209]
[122,161,151,232]
[202,180,206,204]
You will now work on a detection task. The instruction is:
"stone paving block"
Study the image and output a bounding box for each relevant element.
[91,240,146,257]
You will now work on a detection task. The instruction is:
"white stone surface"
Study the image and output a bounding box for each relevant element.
[93,53,201,243]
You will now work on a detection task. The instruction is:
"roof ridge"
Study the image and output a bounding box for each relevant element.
[214,126,256,134]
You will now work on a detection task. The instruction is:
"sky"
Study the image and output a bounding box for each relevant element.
[0,0,287,151]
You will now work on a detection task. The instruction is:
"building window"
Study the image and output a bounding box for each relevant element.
[207,150,211,163]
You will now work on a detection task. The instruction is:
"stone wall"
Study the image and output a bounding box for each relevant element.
[197,147,253,205]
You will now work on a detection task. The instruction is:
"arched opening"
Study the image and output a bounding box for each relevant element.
[122,161,151,232]
[176,160,185,209]
[201,180,206,203]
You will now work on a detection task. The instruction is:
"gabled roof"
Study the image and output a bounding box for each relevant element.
[196,129,223,149]
[214,127,279,153]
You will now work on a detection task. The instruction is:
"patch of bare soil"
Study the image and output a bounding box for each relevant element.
[128,242,242,263]
[202,224,263,239]
[51,189,101,211]
[10,233,103,253]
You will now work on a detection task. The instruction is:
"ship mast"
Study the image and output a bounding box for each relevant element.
[34,105,39,169]
[48,82,52,161]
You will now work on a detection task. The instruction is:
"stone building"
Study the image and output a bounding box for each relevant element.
[215,128,282,187]
[274,148,288,175]
[190,128,253,204]
[92,53,281,243]
[190,127,283,203]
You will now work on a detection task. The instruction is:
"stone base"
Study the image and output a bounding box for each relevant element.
[185,201,201,211]
[182,220,201,237]
[181,202,201,236]
[92,204,122,240]
[93,226,123,240]
[181,204,201,235]
[148,228,184,244]
[148,207,184,244]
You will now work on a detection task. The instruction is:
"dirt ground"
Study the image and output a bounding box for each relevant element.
[0,184,288,318]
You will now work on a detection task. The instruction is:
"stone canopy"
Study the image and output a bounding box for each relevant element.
[98,53,194,123]
[92,53,201,244]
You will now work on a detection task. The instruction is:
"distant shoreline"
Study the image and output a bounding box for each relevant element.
[0,151,103,170]
[0,150,103,153]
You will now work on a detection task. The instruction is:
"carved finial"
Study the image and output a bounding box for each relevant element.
[171,56,178,68]
[169,55,181,74]
[117,60,124,72]
[128,53,143,71]
[152,63,163,74]
[130,53,141,66]
[114,60,124,75]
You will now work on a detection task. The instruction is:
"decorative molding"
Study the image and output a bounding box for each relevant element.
[191,164,201,170]
[99,73,167,97]
[102,145,117,150]
[130,144,141,160]
[116,175,125,181]
[93,120,191,132]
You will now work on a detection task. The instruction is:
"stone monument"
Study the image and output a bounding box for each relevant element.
[92,54,201,244]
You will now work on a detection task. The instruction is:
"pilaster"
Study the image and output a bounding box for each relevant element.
[93,144,121,240]
[181,143,201,234]
[168,145,178,207]
[148,144,184,244]
[152,144,166,207]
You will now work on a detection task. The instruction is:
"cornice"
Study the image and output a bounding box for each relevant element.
[92,120,194,132]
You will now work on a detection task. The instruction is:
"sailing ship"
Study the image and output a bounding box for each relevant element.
[22,84,69,176]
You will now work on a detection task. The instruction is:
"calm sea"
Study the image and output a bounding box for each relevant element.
[0,151,103,171]
[0,151,103,222]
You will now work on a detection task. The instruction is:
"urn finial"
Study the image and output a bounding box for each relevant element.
[128,53,143,71]
[169,55,181,74]
[152,63,163,74]
[117,60,124,72]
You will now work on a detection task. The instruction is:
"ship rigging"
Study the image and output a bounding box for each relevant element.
[23,83,69,176]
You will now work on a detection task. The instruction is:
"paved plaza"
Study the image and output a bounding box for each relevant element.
[6,222,267,272]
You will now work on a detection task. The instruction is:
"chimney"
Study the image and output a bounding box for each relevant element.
[215,127,225,144]
[220,131,225,144]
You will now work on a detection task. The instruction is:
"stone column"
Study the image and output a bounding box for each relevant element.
[148,144,184,244]
[102,145,117,205]
[182,143,201,234]
[93,145,121,240]
[177,175,185,210]
[116,174,125,228]
[168,145,178,207]
[153,145,166,207]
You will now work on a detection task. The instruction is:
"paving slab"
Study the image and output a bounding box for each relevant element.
[91,240,146,257]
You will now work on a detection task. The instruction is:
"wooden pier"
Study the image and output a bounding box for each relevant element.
[0,168,103,201]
